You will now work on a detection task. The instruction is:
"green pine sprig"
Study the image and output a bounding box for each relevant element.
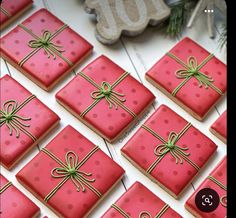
[166,0,197,37]
[218,21,227,49]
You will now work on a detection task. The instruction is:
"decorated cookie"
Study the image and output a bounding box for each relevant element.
[56,55,155,143]
[121,104,217,199]
[84,0,170,44]
[0,9,93,91]
[145,37,227,121]
[0,75,60,170]
[16,125,125,218]
[102,181,182,218]
[0,174,40,218]
[0,0,33,30]
[185,156,227,218]
[210,110,227,144]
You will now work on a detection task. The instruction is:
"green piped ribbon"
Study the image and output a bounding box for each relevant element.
[18,23,73,67]
[142,123,200,174]
[0,5,12,18]
[208,175,227,208]
[111,203,170,218]
[42,146,102,202]
[79,71,137,118]
[166,53,223,96]
[0,95,37,141]
[0,181,12,194]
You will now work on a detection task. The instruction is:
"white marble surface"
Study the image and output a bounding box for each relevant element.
[0,0,226,217]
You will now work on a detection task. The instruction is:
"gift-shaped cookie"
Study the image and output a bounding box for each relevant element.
[56,55,155,143]
[0,0,33,30]
[121,104,217,199]
[185,156,226,218]
[16,125,125,217]
[102,181,182,218]
[0,75,60,169]
[145,37,226,121]
[210,110,227,144]
[0,174,40,218]
[0,9,93,91]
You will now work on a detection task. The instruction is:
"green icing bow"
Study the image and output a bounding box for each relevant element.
[28,30,64,59]
[91,81,126,109]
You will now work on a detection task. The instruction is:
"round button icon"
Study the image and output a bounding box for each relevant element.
[195,188,220,212]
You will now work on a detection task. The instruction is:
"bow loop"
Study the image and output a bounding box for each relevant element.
[65,151,79,172]
[91,82,126,109]
[139,211,152,218]
[220,195,227,207]
[187,56,198,72]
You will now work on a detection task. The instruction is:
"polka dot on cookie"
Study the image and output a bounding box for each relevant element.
[196,143,201,148]
[108,126,114,131]
[110,212,116,217]
[173,170,178,176]
[20,140,26,145]
[34,176,40,181]
[12,202,17,207]
[64,147,69,152]
[95,160,100,165]
[140,146,145,150]
[5,140,10,146]
[164,119,169,124]
[130,88,136,93]
[199,157,204,162]
[124,197,130,203]
[67,204,73,209]
[139,197,145,203]
[193,131,198,136]
[34,162,39,167]
[187,170,192,176]
[166,70,171,75]
[92,114,98,118]
[121,113,126,118]
[217,171,223,177]
[79,147,84,152]
[142,159,147,164]
[96,174,101,179]
[67,189,72,195]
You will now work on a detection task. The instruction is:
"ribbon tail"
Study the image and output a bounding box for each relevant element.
[72,176,85,192]
[170,149,183,164]
[105,96,117,109]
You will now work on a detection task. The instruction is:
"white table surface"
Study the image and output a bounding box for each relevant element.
[0,0,227,217]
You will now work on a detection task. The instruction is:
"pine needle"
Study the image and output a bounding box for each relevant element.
[166,0,196,37]
[218,22,227,49]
